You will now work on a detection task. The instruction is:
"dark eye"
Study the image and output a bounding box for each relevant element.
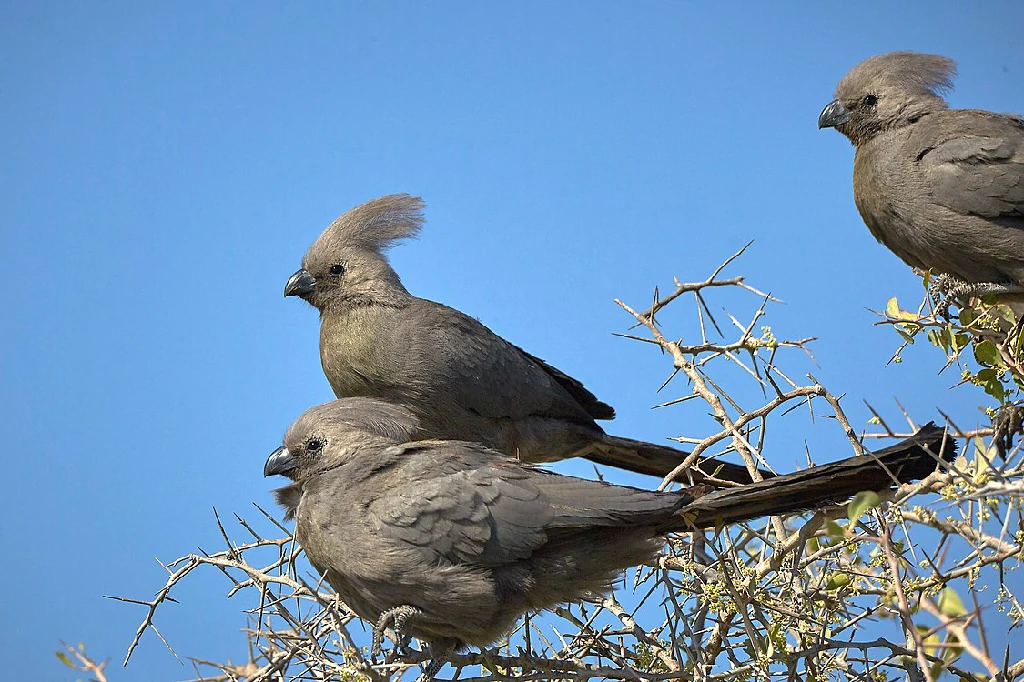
[861,94,878,107]
[307,437,325,452]
[329,264,345,276]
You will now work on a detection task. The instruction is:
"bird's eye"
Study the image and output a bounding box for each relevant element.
[307,437,325,452]
[861,94,878,107]
[329,264,345,276]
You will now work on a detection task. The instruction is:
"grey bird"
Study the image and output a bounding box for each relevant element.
[285,194,764,484]
[265,397,955,679]
[819,51,1024,290]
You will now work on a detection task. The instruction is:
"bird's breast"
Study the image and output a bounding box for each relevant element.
[852,136,932,271]
[319,311,386,395]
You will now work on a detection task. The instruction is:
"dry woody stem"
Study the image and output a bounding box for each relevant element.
[115,249,1024,682]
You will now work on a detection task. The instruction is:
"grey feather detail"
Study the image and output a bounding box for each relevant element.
[838,52,956,100]
[267,398,956,652]
[919,116,1024,223]
[272,483,302,521]
[284,397,421,447]
[318,193,425,255]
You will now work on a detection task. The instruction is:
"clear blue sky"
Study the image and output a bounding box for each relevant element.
[2,3,1021,679]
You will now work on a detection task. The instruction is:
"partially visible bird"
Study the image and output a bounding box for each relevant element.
[284,194,765,485]
[266,397,955,680]
[819,51,1024,292]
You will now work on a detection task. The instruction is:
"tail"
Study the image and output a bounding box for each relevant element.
[586,434,773,485]
[671,423,956,529]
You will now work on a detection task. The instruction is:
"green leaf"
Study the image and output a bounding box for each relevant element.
[974,447,994,483]
[976,368,998,384]
[938,586,968,617]
[995,304,1018,324]
[982,375,1007,402]
[973,340,1002,367]
[943,633,964,662]
[825,521,845,538]
[927,328,948,351]
[896,326,916,344]
[55,651,75,668]
[847,491,881,523]
[886,297,901,319]
[917,625,939,657]
[824,572,850,590]
[958,307,977,326]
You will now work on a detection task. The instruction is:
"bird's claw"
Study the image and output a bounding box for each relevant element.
[371,604,423,662]
[417,657,447,682]
[928,273,972,318]
[415,639,458,682]
[929,274,1022,319]
[993,403,1024,459]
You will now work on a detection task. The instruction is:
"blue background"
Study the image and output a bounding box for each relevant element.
[2,2,1021,679]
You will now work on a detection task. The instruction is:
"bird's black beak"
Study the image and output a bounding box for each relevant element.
[284,269,316,298]
[264,446,296,477]
[818,99,850,129]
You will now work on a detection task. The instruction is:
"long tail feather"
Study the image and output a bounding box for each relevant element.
[672,423,956,529]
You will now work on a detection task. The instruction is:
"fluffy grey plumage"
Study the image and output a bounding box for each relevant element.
[819,51,1024,285]
[266,397,954,674]
[285,194,762,484]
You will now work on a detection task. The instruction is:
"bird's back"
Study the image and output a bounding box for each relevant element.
[319,296,615,459]
[854,108,1024,283]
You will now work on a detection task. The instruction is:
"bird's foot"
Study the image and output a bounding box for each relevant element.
[993,403,1024,459]
[371,604,423,661]
[417,657,447,682]
[929,274,1023,318]
[416,639,459,682]
[928,274,971,318]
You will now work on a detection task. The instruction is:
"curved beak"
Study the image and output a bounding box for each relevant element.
[284,269,316,298]
[818,99,850,129]
[264,446,296,477]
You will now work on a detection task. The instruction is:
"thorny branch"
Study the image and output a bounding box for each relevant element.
[113,249,1024,682]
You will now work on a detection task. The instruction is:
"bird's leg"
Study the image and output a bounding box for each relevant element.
[928,273,974,318]
[416,638,459,682]
[388,631,414,661]
[930,273,1024,317]
[371,604,423,661]
[973,282,1024,297]
[417,657,448,682]
[993,402,1024,459]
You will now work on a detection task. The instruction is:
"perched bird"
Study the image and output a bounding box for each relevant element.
[819,52,1024,289]
[285,194,762,484]
[266,397,955,679]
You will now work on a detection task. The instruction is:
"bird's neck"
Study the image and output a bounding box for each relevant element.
[321,288,413,314]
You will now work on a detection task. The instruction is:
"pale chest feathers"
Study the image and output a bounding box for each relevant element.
[319,309,390,397]
[853,146,900,242]
[852,138,933,271]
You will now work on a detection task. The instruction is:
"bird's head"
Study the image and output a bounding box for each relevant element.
[284,194,425,310]
[264,397,422,483]
[818,51,955,146]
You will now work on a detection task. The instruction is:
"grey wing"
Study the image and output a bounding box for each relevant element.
[528,468,692,528]
[369,443,688,567]
[518,348,615,420]
[407,301,602,425]
[918,111,1024,222]
[369,445,555,567]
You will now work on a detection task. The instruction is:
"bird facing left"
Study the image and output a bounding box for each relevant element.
[266,397,954,680]
[283,193,768,485]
